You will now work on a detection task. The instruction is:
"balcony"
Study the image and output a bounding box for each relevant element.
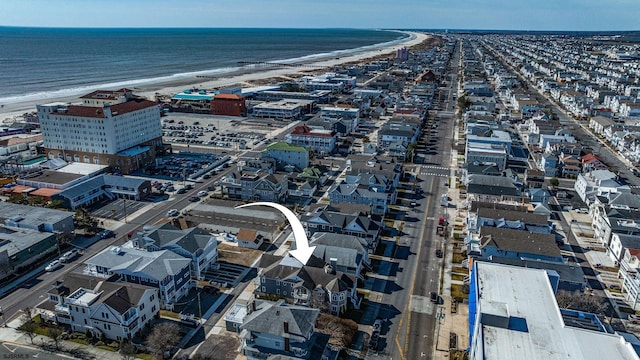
[55,303,70,314]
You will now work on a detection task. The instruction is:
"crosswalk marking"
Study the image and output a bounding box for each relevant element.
[420,165,451,171]
[420,172,449,177]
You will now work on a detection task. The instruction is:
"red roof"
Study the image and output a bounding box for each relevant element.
[56,100,158,118]
[30,188,61,197]
[237,228,258,242]
[628,248,640,258]
[214,94,244,100]
[290,125,335,138]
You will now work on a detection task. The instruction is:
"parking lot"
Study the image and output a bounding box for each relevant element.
[161,113,275,151]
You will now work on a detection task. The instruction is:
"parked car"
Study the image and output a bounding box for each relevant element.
[98,230,115,239]
[197,190,208,197]
[60,249,79,263]
[45,260,63,272]
[184,184,193,190]
[176,188,186,194]
[203,174,211,179]
[575,208,588,214]
[436,249,443,258]
[167,209,179,217]
[188,196,200,202]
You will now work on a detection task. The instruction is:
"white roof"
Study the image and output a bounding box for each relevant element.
[56,162,109,175]
[474,262,639,360]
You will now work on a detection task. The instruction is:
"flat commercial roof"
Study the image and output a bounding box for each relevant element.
[30,188,61,197]
[57,162,108,176]
[24,170,85,186]
[474,262,639,360]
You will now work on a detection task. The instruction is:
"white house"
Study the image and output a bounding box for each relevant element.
[44,274,159,342]
[575,170,630,205]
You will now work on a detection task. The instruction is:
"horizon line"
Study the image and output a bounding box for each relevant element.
[0,25,639,33]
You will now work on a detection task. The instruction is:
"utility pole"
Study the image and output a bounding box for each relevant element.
[123,198,127,224]
[197,292,202,322]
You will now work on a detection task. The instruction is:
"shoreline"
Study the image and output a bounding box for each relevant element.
[0,31,431,123]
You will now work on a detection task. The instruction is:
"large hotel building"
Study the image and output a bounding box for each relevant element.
[37,89,163,174]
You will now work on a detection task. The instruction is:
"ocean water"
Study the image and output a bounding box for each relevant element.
[0,27,405,104]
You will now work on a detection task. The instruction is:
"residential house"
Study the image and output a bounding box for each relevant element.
[591,208,640,248]
[285,125,337,155]
[300,205,382,252]
[42,273,159,342]
[237,229,264,250]
[467,207,550,234]
[83,246,192,310]
[240,300,335,360]
[575,170,630,205]
[128,223,218,279]
[608,233,640,265]
[221,171,289,203]
[256,258,360,316]
[263,142,310,171]
[465,174,522,204]
[589,116,615,137]
[619,248,640,310]
[528,188,551,206]
[328,176,391,215]
[306,232,370,279]
[559,155,581,178]
[468,227,563,263]
[540,153,558,177]
[580,153,608,172]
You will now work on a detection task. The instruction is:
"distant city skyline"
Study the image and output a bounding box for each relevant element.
[1,0,638,31]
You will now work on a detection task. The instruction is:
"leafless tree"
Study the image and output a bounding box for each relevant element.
[315,313,358,350]
[19,307,37,344]
[556,290,606,314]
[119,339,137,360]
[145,322,181,359]
[48,327,63,350]
[309,289,329,313]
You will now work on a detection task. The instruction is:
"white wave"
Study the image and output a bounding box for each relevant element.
[0,30,411,105]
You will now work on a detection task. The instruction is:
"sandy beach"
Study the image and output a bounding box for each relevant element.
[0,31,430,124]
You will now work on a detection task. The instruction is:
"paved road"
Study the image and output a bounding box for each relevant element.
[380,38,459,360]
[0,342,70,360]
[0,122,301,329]
[482,41,640,192]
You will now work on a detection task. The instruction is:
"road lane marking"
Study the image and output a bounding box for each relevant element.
[395,176,436,359]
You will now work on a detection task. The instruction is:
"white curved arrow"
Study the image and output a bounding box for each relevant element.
[235,202,316,265]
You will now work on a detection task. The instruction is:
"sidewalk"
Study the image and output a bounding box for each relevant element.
[433,93,470,359]
[0,315,126,360]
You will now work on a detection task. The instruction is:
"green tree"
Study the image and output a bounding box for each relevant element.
[549,177,560,187]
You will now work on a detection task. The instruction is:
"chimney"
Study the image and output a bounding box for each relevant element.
[330,257,337,269]
[284,337,290,352]
[251,300,256,312]
[283,321,289,333]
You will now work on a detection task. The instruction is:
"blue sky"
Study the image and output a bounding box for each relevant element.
[1,0,638,31]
